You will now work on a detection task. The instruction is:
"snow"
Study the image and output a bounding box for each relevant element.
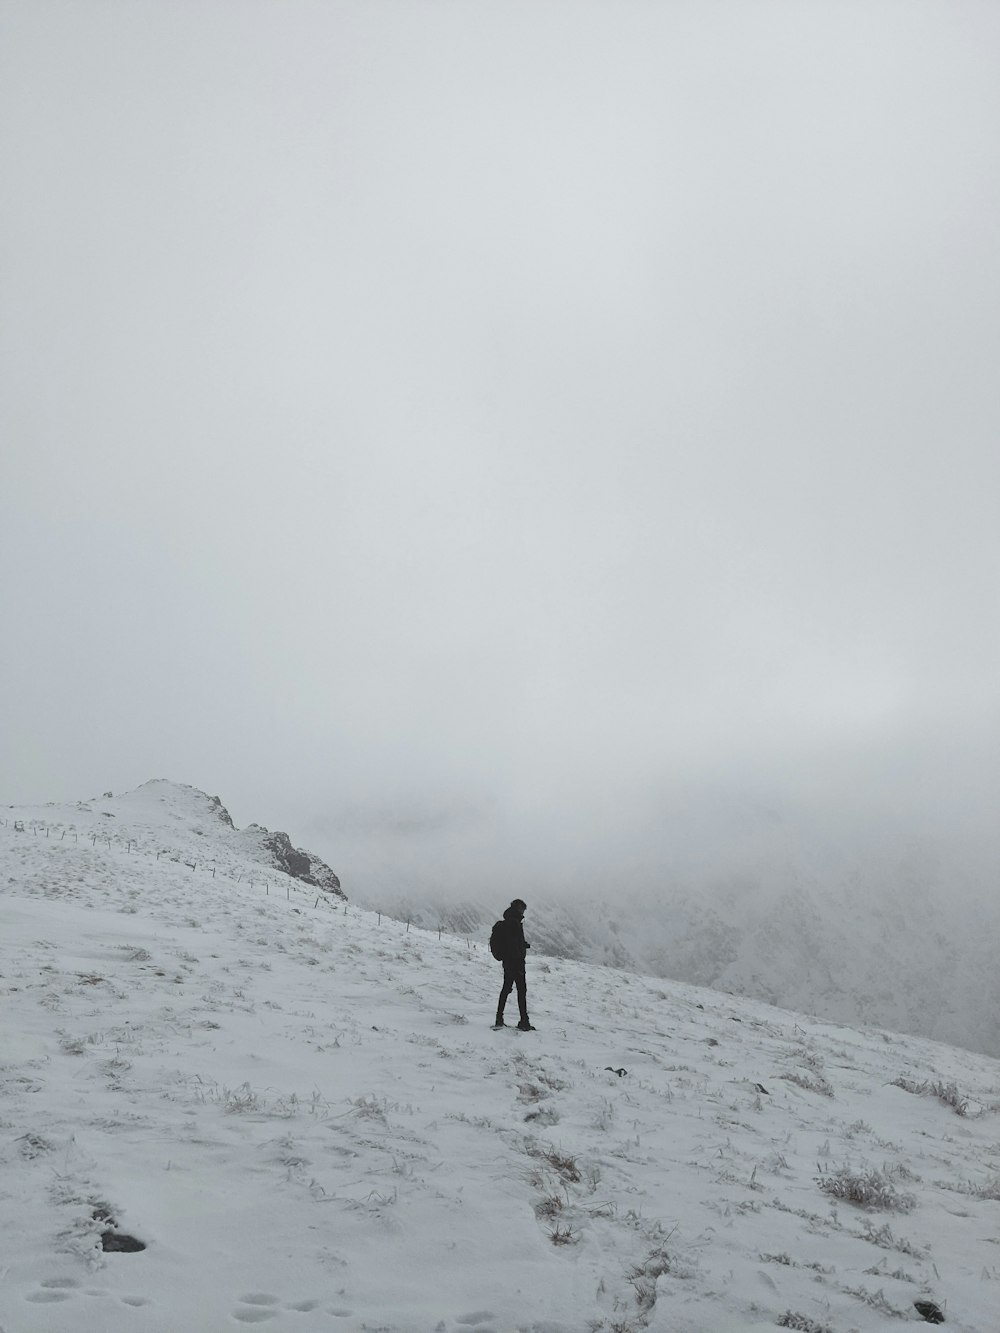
[2,783,1000,1332]
[347,840,1000,1063]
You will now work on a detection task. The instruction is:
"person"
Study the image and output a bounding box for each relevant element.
[494,898,535,1030]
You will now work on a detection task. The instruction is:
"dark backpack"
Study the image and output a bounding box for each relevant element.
[489,920,507,961]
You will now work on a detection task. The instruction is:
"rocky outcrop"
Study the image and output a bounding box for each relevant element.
[247,825,344,898]
[207,794,234,828]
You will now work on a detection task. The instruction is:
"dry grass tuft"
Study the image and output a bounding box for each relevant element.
[817,1165,917,1212]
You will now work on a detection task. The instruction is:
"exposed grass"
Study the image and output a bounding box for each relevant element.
[781,1070,834,1097]
[350,1093,389,1123]
[222,1082,262,1113]
[890,1076,975,1116]
[626,1246,672,1313]
[858,1219,925,1256]
[841,1283,909,1317]
[518,1082,548,1102]
[533,1193,564,1221]
[816,1166,917,1212]
[944,1174,1000,1201]
[525,1140,582,1183]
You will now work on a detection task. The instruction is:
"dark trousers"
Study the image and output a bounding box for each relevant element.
[497,960,528,1025]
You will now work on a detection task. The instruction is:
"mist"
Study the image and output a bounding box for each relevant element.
[3,2,1000,920]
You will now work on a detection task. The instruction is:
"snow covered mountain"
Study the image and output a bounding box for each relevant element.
[2,780,1000,1331]
[5,779,345,901]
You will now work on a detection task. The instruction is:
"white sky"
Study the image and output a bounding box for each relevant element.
[3,2,1000,884]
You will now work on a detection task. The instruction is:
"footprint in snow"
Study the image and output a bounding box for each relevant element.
[455,1313,497,1327]
[233,1293,280,1322]
[25,1276,80,1303]
[232,1293,337,1321]
[25,1276,153,1309]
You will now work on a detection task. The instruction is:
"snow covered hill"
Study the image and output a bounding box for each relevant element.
[3,780,345,902]
[2,783,1000,1332]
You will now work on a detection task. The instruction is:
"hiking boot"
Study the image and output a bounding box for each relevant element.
[516,1020,535,1031]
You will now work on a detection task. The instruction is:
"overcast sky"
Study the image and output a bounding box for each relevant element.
[3,2,999,891]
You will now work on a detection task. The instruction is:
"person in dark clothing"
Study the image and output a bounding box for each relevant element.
[495,898,534,1030]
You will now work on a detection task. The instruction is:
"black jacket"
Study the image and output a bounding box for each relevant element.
[501,908,528,964]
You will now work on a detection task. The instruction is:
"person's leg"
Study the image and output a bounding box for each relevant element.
[515,966,529,1026]
[496,964,515,1024]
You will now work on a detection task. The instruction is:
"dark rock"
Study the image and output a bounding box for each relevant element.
[101,1231,146,1253]
[914,1300,945,1324]
[207,794,234,827]
[263,831,311,879]
[92,1203,145,1252]
[259,830,344,898]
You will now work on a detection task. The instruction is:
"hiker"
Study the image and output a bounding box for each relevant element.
[493,898,534,1030]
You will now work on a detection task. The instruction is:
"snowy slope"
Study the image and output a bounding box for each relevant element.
[2,784,1000,1333]
[354,860,1000,1061]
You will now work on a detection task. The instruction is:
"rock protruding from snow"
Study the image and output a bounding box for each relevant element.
[207,793,234,827]
[247,826,344,898]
